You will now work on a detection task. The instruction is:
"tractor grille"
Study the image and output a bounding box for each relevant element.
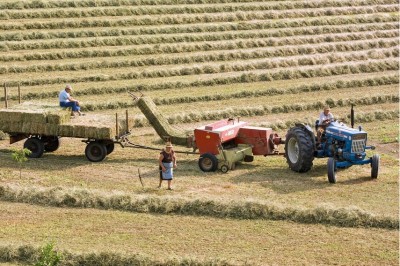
[351,139,365,153]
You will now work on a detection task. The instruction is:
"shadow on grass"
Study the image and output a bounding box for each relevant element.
[229,163,331,194]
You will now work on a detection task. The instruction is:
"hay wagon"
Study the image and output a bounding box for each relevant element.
[0,102,133,162]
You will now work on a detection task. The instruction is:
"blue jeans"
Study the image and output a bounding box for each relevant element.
[60,101,80,111]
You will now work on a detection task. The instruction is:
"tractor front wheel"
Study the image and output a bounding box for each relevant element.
[198,153,218,172]
[285,126,314,172]
[327,157,337,183]
[371,154,379,179]
[85,142,107,162]
[24,137,45,158]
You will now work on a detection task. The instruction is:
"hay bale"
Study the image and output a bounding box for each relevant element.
[136,96,188,145]
[0,103,127,140]
[0,102,71,135]
[58,124,74,137]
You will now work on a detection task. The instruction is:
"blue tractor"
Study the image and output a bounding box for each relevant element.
[284,106,379,183]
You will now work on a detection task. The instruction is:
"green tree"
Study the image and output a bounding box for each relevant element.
[35,241,62,266]
[11,148,31,178]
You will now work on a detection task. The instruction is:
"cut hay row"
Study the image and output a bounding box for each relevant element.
[77,75,399,111]
[0,16,397,46]
[262,110,400,131]
[1,5,397,23]
[0,245,229,266]
[135,106,399,129]
[5,72,395,102]
[0,0,331,10]
[1,28,398,63]
[1,1,396,20]
[2,41,398,74]
[135,96,189,146]
[0,185,397,229]
[161,95,399,125]
[4,48,398,87]
[0,10,396,31]
[4,38,398,74]
[1,19,396,43]
[5,59,398,89]
[81,87,398,112]
[1,26,397,52]
[151,75,399,105]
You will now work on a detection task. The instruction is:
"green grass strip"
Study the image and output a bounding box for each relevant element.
[0,185,397,229]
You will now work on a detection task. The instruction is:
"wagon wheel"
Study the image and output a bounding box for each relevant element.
[23,137,45,158]
[85,142,107,162]
[43,136,60,152]
[198,153,218,172]
[105,143,115,155]
[98,140,115,155]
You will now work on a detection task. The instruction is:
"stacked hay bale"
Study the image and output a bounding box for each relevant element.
[0,102,129,140]
[136,96,189,146]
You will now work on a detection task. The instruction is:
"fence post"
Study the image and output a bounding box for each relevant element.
[116,113,119,138]
[125,109,129,133]
[18,83,21,104]
[3,83,8,109]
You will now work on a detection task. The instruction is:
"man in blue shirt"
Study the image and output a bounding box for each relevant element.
[59,84,83,116]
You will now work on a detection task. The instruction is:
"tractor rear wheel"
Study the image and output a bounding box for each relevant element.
[24,137,45,158]
[198,153,218,172]
[371,154,379,179]
[285,126,314,172]
[85,141,107,162]
[327,157,337,183]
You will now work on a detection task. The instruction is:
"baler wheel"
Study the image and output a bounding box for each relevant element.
[221,165,229,173]
[371,154,379,179]
[327,157,337,183]
[285,126,314,172]
[24,137,45,158]
[198,153,218,172]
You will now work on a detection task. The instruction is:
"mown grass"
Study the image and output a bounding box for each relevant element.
[0,202,397,265]
[0,119,397,218]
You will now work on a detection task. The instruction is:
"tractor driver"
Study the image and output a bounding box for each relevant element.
[317,106,334,144]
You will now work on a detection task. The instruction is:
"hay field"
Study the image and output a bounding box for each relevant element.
[0,0,399,265]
